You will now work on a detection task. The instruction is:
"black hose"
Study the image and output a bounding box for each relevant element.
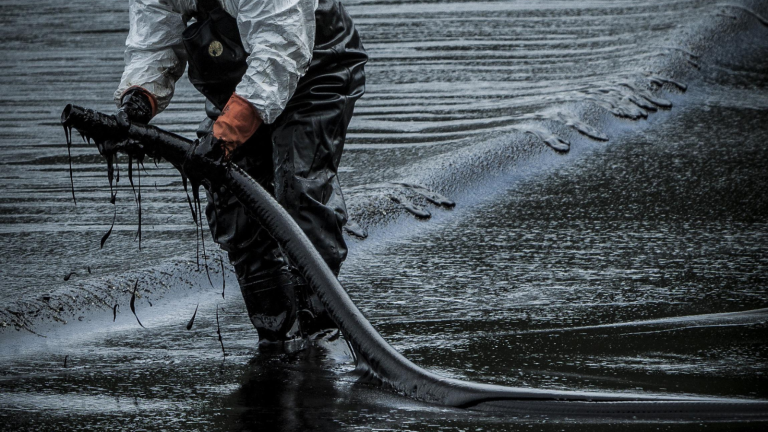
[61,104,768,419]
[61,104,190,166]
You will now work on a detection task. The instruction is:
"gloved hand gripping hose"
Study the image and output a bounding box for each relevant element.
[213,94,262,159]
[116,87,157,128]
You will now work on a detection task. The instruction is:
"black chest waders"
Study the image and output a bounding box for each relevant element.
[182,0,367,342]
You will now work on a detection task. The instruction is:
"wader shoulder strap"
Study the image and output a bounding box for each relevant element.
[195,0,221,20]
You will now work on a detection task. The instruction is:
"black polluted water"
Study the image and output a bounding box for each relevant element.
[1,0,768,431]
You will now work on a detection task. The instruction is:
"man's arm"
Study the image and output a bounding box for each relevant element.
[114,0,188,115]
[232,0,317,124]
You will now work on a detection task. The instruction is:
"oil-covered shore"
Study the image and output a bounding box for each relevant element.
[1,0,767,430]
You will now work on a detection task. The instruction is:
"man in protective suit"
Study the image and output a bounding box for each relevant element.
[114,0,367,342]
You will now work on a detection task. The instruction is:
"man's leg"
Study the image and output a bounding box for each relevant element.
[205,126,302,342]
[270,0,367,273]
[269,0,368,333]
[206,0,367,341]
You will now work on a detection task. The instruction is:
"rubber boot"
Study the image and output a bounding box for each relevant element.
[293,273,338,338]
[296,289,335,337]
[239,271,300,343]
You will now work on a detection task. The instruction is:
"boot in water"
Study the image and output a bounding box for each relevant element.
[293,272,338,338]
[239,270,300,343]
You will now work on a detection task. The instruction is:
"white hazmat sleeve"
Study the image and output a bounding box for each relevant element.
[114,0,187,114]
[233,0,317,124]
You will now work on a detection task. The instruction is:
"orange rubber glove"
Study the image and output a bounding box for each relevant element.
[213,94,262,158]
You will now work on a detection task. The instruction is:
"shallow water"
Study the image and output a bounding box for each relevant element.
[346,103,768,399]
[3,103,767,431]
[1,0,768,430]
[0,0,737,299]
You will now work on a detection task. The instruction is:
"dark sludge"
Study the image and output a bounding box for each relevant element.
[343,219,368,239]
[220,257,225,299]
[129,280,144,329]
[215,304,225,358]
[389,194,431,219]
[393,182,456,208]
[60,104,768,419]
[63,124,75,204]
[525,129,571,153]
[126,155,143,249]
[552,112,609,142]
[186,304,199,331]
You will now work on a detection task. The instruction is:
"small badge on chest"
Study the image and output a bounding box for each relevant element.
[208,40,223,57]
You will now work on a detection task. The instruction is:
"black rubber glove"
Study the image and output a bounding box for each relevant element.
[116,87,155,128]
[182,132,226,183]
[195,132,225,162]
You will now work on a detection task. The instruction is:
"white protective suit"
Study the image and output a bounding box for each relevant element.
[114,0,318,124]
